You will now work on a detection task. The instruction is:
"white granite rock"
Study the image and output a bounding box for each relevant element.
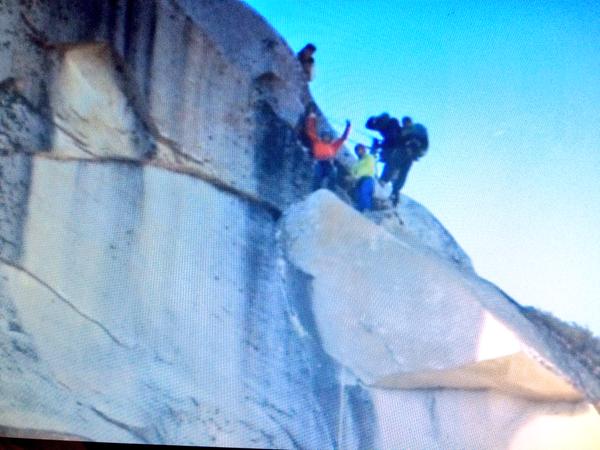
[0,1,598,449]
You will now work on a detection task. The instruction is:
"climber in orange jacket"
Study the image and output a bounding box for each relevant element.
[305,112,351,191]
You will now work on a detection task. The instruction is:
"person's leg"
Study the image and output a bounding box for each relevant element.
[353,178,362,210]
[356,177,374,211]
[313,161,325,191]
[325,161,337,191]
[390,160,413,206]
[383,165,399,204]
[380,162,392,183]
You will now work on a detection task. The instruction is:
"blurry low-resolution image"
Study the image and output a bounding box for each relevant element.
[0,1,599,449]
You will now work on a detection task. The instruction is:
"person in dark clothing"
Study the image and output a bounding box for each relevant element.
[366,113,409,206]
[366,113,428,206]
[297,43,316,81]
[401,116,429,161]
[383,147,413,207]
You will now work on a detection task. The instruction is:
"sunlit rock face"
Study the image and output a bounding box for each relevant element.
[0,1,598,449]
[282,190,600,449]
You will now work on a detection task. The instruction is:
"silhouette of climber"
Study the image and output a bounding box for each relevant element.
[297,43,316,81]
[305,112,351,191]
[367,113,428,206]
[401,116,429,161]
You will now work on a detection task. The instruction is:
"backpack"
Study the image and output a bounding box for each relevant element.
[405,124,428,160]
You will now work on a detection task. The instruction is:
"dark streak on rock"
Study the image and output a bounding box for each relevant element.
[11,337,39,361]
[252,99,312,209]
[428,391,439,441]
[266,413,304,450]
[90,406,149,443]
[0,153,33,263]
[135,0,157,101]
[122,0,136,62]
[51,120,97,157]
[19,12,54,50]
[238,419,275,448]
[8,320,24,333]
[0,234,18,250]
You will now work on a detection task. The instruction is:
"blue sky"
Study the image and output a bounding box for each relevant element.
[244,0,600,334]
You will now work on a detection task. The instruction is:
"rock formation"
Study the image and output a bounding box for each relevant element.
[0,1,598,448]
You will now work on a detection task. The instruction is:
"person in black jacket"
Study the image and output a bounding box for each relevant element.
[297,43,316,81]
[366,113,428,206]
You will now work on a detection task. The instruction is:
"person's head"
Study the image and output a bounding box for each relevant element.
[365,113,391,131]
[402,116,413,127]
[303,43,316,54]
[355,144,366,158]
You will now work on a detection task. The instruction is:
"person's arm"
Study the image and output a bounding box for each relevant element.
[331,120,351,152]
[305,113,318,143]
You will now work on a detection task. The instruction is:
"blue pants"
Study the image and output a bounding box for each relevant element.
[354,176,374,211]
[313,160,337,191]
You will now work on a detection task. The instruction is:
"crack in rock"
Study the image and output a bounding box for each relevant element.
[0,257,129,348]
[90,406,150,443]
[33,152,283,220]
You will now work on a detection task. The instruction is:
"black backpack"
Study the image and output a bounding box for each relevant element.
[405,124,428,160]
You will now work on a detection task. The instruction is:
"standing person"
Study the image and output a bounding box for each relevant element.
[386,116,428,205]
[366,113,408,206]
[305,112,351,191]
[401,116,429,161]
[297,43,316,81]
[350,144,376,211]
[366,113,428,207]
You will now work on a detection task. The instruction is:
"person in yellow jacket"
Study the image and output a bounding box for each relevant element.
[350,144,376,211]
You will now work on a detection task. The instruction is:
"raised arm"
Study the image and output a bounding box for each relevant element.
[331,120,351,152]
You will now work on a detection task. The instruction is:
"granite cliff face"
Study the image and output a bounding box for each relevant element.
[0,1,598,449]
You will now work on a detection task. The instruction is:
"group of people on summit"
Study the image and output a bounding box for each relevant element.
[298,43,429,211]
